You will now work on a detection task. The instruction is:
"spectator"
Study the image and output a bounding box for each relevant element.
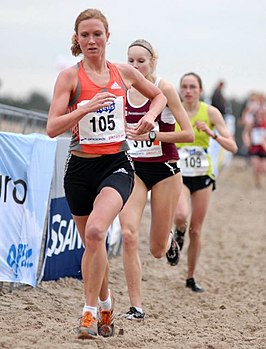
[211,80,226,116]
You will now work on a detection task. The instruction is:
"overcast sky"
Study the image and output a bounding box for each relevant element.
[0,0,265,102]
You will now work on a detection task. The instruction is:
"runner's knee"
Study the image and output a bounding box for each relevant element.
[122,227,139,250]
[84,225,106,247]
[150,244,165,259]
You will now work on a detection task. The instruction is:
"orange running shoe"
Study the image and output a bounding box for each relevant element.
[78,311,98,339]
[98,293,115,337]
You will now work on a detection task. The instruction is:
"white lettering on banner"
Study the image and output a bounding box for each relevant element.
[47,214,84,257]
[0,175,27,204]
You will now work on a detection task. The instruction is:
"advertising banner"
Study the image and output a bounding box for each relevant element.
[40,138,85,281]
[0,132,56,287]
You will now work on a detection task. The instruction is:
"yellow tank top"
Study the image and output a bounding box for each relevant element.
[176,102,215,178]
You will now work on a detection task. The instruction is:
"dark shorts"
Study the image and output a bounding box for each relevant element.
[182,175,216,194]
[64,152,134,216]
[134,161,180,191]
[248,145,266,158]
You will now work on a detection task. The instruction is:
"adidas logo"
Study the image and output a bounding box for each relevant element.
[110,81,121,90]
[113,167,128,174]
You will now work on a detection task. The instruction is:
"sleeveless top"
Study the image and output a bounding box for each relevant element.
[249,111,266,155]
[176,101,215,178]
[67,61,129,155]
[126,77,179,162]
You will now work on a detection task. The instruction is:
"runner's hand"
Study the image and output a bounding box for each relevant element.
[81,92,117,113]
[134,111,156,135]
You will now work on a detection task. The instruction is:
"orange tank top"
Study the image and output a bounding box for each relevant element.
[68,61,129,155]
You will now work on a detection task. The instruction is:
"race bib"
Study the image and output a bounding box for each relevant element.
[126,122,162,158]
[251,127,266,145]
[179,146,209,176]
[78,96,126,144]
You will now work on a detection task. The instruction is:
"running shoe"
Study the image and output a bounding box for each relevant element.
[98,293,115,337]
[123,307,145,321]
[78,311,98,339]
[186,278,204,293]
[166,230,180,266]
[175,228,186,251]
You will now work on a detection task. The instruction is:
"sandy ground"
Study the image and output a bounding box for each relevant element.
[0,156,265,349]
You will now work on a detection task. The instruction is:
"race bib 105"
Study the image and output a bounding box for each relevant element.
[78,96,126,144]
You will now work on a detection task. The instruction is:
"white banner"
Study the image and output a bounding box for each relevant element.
[0,132,57,287]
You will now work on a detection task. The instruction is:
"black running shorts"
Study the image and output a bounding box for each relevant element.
[64,152,134,216]
[134,161,180,191]
[182,175,216,194]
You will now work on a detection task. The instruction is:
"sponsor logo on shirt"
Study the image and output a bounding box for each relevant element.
[110,81,121,90]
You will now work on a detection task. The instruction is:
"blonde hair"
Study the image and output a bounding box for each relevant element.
[128,39,155,57]
[128,39,158,80]
[71,9,109,57]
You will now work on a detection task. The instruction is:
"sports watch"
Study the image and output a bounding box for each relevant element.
[212,131,218,140]
[149,130,156,142]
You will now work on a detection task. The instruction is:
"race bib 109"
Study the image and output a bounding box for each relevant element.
[179,146,209,176]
